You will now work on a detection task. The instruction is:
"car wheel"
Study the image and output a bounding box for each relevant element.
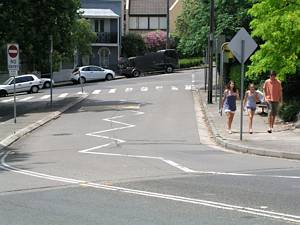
[105,74,113,81]
[132,70,141,77]
[78,77,86,84]
[43,81,51,88]
[30,86,39,93]
[165,66,174,73]
[0,90,7,97]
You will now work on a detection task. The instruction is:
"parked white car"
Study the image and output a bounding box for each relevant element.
[71,66,115,84]
[40,78,55,89]
[0,74,43,97]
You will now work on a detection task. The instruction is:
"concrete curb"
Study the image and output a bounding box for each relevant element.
[0,94,89,152]
[194,90,300,161]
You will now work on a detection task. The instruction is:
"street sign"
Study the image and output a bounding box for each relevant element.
[7,43,19,71]
[9,70,18,77]
[228,28,257,64]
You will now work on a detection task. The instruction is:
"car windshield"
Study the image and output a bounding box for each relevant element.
[2,77,14,85]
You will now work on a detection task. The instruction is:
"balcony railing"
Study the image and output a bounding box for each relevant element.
[95,32,118,44]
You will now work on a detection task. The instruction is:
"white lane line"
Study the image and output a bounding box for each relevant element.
[193,170,300,180]
[19,96,34,102]
[141,87,148,92]
[58,93,69,98]
[171,86,179,91]
[1,152,299,224]
[108,89,116,94]
[125,88,133,93]
[1,98,15,103]
[155,86,163,90]
[79,111,143,153]
[92,90,101,95]
[185,85,192,90]
[192,73,195,83]
[40,95,50,100]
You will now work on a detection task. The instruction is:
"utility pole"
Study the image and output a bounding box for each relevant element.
[166,0,170,49]
[207,0,214,104]
[50,35,53,107]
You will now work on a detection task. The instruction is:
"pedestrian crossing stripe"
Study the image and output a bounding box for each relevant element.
[40,95,50,100]
[58,93,69,98]
[92,90,101,95]
[19,96,34,102]
[0,84,195,104]
[125,88,133,92]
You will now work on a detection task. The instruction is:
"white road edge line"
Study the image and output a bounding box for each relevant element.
[0,152,299,223]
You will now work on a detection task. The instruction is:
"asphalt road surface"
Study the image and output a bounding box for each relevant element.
[0,70,300,225]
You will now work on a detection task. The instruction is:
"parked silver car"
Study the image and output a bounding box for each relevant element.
[71,66,115,84]
[0,74,43,97]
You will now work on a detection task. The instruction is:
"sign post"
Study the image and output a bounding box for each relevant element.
[228,28,257,141]
[7,43,19,124]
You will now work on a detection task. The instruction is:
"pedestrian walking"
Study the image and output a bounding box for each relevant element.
[263,70,283,133]
[243,84,259,134]
[221,80,239,134]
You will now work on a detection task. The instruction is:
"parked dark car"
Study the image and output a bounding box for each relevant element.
[119,49,179,78]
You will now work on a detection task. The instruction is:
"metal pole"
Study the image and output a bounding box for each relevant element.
[219,47,224,115]
[204,48,208,92]
[13,73,17,123]
[215,38,218,103]
[166,0,170,49]
[50,35,53,107]
[207,0,214,104]
[240,40,245,141]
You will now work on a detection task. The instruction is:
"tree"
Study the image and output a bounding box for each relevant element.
[247,0,300,80]
[121,33,146,57]
[72,18,97,56]
[0,0,95,73]
[143,31,167,52]
[175,0,251,57]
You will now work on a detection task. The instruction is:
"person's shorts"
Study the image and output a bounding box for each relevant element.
[247,106,256,112]
[267,101,279,116]
[224,109,235,113]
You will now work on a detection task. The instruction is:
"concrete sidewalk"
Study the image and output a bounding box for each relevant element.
[195,89,300,160]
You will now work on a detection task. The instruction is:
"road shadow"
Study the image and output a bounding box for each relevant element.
[0,145,31,173]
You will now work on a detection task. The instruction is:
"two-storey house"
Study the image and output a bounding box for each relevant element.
[124,0,182,34]
[80,0,123,70]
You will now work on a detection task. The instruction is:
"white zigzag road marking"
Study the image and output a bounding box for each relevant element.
[78,111,196,173]
[79,111,144,153]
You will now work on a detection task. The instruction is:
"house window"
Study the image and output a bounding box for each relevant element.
[99,48,110,68]
[138,17,148,29]
[129,17,138,29]
[94,19,104,32]
[159,17,167,29]
[149,17,159,29]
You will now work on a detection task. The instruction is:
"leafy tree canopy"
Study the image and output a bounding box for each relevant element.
[247,0,300,80]
[0,0,95,73]
[176,0,251,57]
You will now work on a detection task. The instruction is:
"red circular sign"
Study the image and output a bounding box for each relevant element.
[8,45,18,58]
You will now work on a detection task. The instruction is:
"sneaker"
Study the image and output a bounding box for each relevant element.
[249,129,253,134]
[267,128,272,133]
[228,130,232,134]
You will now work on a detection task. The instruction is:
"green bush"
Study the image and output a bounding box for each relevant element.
[121,33,146,57]
[279,101,300,122]
[179,58,202,68]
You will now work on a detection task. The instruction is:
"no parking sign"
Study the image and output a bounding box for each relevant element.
[7,43,19,71]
